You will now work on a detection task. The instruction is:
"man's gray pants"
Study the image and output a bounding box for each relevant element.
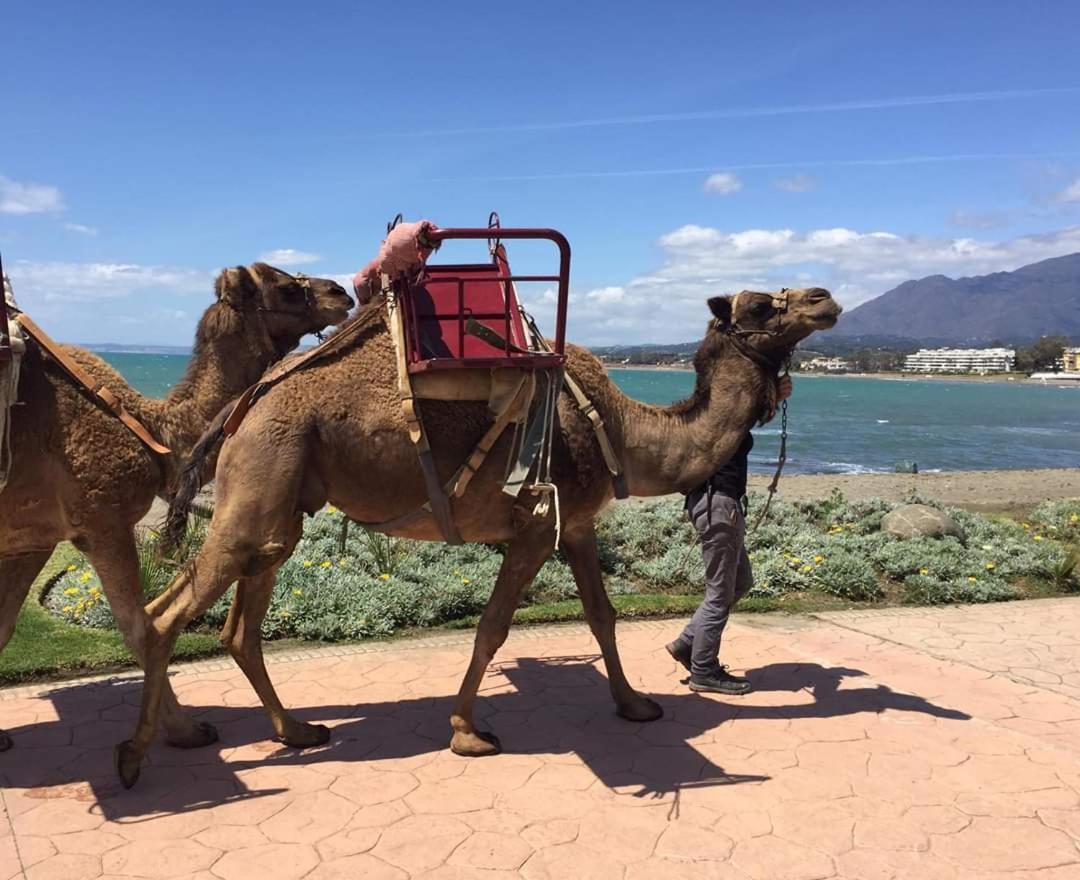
[672,490,753,677]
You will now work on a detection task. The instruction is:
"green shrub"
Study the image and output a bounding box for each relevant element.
[811,549,883,601]
[902,573,1018,605]
[43,493,1078,642]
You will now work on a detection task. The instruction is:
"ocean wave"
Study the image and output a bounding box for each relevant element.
[819,462,893,475]
[876,419,890,424]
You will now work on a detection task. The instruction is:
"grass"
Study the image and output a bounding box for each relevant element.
[0,544,223,686]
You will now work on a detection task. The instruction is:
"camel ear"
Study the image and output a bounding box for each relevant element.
[707,296,732,328]
[215,267,258,307]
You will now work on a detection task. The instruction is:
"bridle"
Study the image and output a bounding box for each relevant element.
[716,288,793,531]
[250,270,330,342]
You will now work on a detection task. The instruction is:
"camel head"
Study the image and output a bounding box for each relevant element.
[211,263,354,351]
[707,287,840,361]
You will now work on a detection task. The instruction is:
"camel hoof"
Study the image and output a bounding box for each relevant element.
[0,730,13,752]
[165,721,219,750]
[114,740,142,789]
[617,695,664,723]
[280,722,331,749]
[450,729,502,757]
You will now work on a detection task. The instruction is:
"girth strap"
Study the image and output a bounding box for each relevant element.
[15,313,171,455]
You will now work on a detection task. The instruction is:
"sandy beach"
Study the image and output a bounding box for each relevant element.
[748,467,1080,513]
[141,468,1078,532]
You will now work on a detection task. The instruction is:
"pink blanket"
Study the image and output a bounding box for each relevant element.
[353,220,438,304]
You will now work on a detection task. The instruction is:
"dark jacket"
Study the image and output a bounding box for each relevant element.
[691,433,753,501]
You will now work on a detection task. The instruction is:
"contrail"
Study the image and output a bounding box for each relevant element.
[393,87,1080,137]
[427,150,1080,183]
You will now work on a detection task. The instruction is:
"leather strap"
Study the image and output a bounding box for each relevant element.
[223,300,386,436]
[388,293,462,544]
[16,313,171,455]
[447,372,533,498]
[562,371,629,499]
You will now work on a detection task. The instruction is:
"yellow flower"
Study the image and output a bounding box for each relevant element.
[89,587,101,598]
[462,578,471,585]
[813,555,824,564]
[320,560,332,568]
[380,573,391,581]
[62,605,73,614]
[303,560,313,568]
[339,560,348,567]
[1070,513,1078,523]
[967,576,977,583]
[63,587,80,596]
[919,568,929,575]
[292,588,303,597]
[1033,535,1044,542]
[281,609,291,618]
[66,564,78,572]
[985,562,996,571]
[800,565,813,573]
[327,505,338,514]
[79,571,93,583]
[1022,522,1031,529]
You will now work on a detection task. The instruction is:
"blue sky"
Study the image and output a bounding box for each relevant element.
[3,1,1080,346]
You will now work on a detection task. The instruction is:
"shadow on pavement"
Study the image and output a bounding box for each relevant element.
[0,655,969,822]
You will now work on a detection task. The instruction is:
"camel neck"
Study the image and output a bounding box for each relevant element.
[611,343,774,497]
[142,320,282,457]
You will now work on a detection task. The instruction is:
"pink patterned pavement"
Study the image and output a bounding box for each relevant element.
[3,599,1080,879]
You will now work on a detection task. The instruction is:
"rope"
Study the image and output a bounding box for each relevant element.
[748,355,792,533]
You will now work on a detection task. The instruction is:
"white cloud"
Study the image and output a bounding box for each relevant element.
[6,260,213,304]
[950,209,1007,229]
[585,286,626,304]
[0,175,64,215]
[258,248,322,266]
[63,222,98,236]
[1056,178,1080,203]
[703,172,742,195]
[774,174,817,193]
[521,224,1080,346]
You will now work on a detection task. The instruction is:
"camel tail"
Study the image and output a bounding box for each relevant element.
[163,399,233,553]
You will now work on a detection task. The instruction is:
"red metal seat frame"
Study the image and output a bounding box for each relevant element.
[395,227,570,373]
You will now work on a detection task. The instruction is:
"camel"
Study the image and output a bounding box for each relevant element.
[115,286,840,786]
[0,264,352,751]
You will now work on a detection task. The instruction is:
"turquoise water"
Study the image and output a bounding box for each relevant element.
[99,353,1079,475]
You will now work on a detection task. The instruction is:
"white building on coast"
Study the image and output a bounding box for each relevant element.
[903,347,1015,374]
[800,356,849,372]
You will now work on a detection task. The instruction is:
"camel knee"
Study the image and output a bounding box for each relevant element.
[240,542,288,577]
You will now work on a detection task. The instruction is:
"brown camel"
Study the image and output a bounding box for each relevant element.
[0,264,352,751]
[116,286,840,786]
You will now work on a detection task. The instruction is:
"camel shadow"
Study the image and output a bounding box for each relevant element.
[0,655,969,822]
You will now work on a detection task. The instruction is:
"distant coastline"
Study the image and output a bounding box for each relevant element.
[605,364,1078,386]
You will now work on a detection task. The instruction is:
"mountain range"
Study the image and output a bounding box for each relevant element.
[832,252,1080,344]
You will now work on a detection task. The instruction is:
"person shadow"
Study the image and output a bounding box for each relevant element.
[0,655,969,823]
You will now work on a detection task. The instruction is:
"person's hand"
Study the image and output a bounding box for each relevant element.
[777,374,793,401]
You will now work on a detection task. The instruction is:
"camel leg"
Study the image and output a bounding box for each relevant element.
[218,518,329,748]
[0,551,51,751]
[115,530,256,788]
[86,530,218,749]
[450,524,555,757]
[561,523,663,722]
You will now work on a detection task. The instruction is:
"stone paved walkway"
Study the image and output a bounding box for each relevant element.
[2,599,1080,880]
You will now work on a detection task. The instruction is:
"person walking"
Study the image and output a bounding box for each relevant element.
[665,375,793,694]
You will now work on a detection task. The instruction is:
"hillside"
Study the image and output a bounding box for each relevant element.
[833,252,1080,343]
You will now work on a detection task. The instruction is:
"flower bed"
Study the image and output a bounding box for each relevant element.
[43,496,1079,640]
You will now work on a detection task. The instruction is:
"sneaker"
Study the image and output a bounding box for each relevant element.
[665,640,692,673]
[689,667,753,695]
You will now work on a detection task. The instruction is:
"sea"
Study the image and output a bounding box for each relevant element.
[101,353,1080,477]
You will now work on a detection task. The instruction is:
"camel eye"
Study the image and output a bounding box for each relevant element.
[749,301,772,316]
